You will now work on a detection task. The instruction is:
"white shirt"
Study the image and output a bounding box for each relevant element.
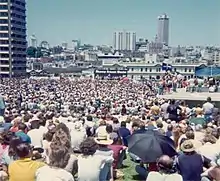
[77,155,113,181]
[27,129,44,148]
[70,130,86,151]
[36,165,74,181]
[146,171,183,181]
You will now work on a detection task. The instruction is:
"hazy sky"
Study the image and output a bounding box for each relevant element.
[27,0,220,47]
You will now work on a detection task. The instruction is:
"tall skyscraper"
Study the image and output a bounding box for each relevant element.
[157,13,169,46]
[0,0,27,77]
[113,31,136,51]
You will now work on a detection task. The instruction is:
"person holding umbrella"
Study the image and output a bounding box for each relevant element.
[127,129,177,179]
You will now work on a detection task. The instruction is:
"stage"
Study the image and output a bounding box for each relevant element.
[159,89,220,107]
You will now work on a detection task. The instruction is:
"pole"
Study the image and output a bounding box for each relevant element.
[211,65,213,77]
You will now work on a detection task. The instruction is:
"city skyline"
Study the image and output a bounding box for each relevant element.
[27,0,220,47]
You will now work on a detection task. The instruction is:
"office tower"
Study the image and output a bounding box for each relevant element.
[30,34,37,48]
[157,13,169,45]
[113,31,136,51]
[0,0,27,77]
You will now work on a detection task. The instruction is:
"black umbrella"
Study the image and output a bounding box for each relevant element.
[128,130,177,163]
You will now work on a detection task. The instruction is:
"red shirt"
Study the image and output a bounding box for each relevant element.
[108,144,124,169]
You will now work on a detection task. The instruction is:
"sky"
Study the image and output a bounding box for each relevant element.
[27,0,220,47]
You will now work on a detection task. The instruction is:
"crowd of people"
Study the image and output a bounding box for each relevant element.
[0,78,219,181]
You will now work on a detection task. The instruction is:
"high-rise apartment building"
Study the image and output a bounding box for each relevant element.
[113,31,136,51]
[0,0,27,77]
[157,13,169,46]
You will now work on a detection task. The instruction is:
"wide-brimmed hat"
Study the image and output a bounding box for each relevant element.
[181,140,195,152]
[95,130,113,145]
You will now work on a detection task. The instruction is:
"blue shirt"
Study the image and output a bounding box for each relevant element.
[177,153,210,181]
[118,127,131,146]
[15,131,31,144]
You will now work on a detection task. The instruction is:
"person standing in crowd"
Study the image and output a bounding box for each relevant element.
[203,97,214,122]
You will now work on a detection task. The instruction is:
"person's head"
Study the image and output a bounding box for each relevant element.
[99,120,106,126]
[157,155,174,173]
[171,99,175,105]
[30,120,40,129]
[185,130,195,140]
[156,121,163,129]
[8,136,22,157]
[52,126,71,149]
[112,118,119,124]
[55,123,70,139]
[49,140,70,169]
[154,101,159,106]
[203,134,217,144]
[87,115,93,122]
[80,137,98,156]
[18,123,27,132]
[167,124,173,132]
[106,124,113,134]
[132,121,139,131]
[120,121,126,128]
[207,97,212,102]
[15,143,32,158]
[180,140,195,154]
[44,131,54,142]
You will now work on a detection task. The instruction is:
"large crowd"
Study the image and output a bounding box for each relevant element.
[0,78,219,181]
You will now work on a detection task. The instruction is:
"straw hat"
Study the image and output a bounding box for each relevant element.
[181,140,195,152]
[95,129,113,145]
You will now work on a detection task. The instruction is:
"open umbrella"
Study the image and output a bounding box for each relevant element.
[189,117,206,126]
[127,130,177,163]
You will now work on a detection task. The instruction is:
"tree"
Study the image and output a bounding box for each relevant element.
[27,46,37,58]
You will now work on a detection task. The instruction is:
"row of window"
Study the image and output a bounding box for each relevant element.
[0,47,26,51]
[11,20,26,26]
[0,12,8,17]
[12,27,26,33]
[127,67,193,72]
[11,7,26,14]
[0,5,7,10]
[11,13,26,20]
[11,0,26,7]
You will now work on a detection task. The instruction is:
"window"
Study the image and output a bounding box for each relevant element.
[140,68,143,72]
[189,68,191,72]
[0,26,8,31]
[184,68,187,72]
[0,19,8,24]
[174,68,177,72]
[0,33,8,37]
[0,5,7,10]
[131,68,134,71]
[0,12,8,17]
[145,68,148,72]
[149,68,152,72]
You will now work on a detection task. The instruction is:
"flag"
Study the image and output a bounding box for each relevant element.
[162,62,172,71]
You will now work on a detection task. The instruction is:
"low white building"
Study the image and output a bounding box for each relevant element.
[102,54,204,80]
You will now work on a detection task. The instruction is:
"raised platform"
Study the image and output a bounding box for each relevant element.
[159,88,220,101]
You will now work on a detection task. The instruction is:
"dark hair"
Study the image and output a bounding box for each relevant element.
[171,99,175,105]
[167,124,173,131]
[121,121,126,127]
[49,141,70,168]
[112,118,119,124]
[87,115,93,122]
[106,124,113,134]
[80,137,98,156]
[30,121,40,129]
[8,137,22,157]
[52,126,71,149]
[157,122,163,128]
[55,123,70,139]
[44,131,54,142]
[18,123,27,131]
[207,97,212,102]
[2,131,16,145]
[15,143,31,158]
